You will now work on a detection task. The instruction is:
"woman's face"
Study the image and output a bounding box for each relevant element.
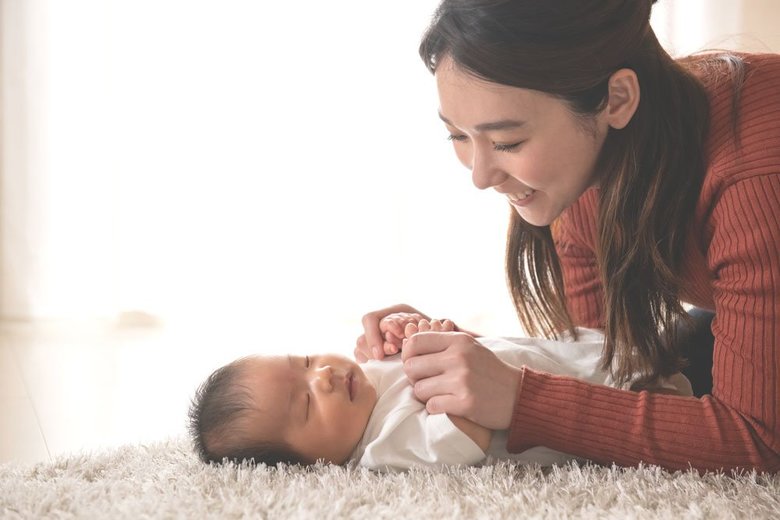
[435,56,609,226]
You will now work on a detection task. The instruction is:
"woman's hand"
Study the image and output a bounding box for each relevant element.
[354,304,431,362]
[402,331,523,430]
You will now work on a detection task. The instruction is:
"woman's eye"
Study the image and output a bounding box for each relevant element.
[305,393,310,420]
[493,142,523,152]
[447,134,468,142]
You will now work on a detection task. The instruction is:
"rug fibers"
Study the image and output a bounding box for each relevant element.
[1,437,779,519]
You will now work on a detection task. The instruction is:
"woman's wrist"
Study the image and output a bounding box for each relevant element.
[506,365,527,432]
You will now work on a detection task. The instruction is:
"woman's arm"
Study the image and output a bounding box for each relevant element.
[509,176,780,473]
[403,175,780,472]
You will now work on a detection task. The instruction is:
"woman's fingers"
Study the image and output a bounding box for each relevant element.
[401,331,466,362]
[402,332,471,385]
[408,371,458,406]
[361,311,390,360]
[402,331,522,430]
[354,335,370,363]
[424,393,463,417]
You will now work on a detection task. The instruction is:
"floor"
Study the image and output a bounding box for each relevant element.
[0,319,358,465]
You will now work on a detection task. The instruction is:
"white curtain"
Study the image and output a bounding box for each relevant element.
[0,0,517,338]
[1,0,777,335]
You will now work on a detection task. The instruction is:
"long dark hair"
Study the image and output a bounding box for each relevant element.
[420,0,743,386]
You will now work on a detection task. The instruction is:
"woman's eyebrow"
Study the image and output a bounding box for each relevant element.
[438,112,526,132]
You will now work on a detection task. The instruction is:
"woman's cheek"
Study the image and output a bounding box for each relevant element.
[513,150,548,187]
[453,143,472,170]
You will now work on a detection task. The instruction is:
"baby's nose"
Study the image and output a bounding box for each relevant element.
[312,365,333,391]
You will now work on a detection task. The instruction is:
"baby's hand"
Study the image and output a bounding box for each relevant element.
[376,314,458,356]
[401,318,457,340]
[379,312,426,355]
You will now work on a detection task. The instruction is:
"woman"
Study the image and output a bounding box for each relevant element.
[356,0,779,473]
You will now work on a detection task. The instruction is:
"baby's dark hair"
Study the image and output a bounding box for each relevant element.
[187,356,310,466]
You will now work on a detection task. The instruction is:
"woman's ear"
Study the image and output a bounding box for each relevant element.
[605,68,640,130]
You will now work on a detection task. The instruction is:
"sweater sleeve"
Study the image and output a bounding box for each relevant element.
[507,175,780,473]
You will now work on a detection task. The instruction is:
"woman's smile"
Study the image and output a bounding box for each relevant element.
[506,189,537,208]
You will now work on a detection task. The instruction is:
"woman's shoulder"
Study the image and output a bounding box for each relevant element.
[701,52,780,188]
[687,52,780,102]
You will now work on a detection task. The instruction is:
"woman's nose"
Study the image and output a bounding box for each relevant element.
[470,149,507,190]
[310,365,333,392]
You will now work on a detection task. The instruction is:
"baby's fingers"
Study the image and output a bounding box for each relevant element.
[403,322,419,339]
[384,332,402,355]
[426,318,457,332]
[380,318,405,340]
[429,319,449,331]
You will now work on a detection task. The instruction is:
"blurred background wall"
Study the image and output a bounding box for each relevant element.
[1,0,778,341]
[652,0,780,55]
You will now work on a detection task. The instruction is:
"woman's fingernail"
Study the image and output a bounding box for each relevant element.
[372,346,381,358]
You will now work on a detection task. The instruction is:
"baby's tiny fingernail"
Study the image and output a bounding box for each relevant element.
[372,346,381,358]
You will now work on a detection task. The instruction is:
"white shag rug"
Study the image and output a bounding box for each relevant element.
[1,438,779,519]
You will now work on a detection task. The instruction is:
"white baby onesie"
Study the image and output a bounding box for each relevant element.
[349,328,692,472]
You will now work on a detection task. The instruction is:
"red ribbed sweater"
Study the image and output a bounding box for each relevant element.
[507,53,780,473]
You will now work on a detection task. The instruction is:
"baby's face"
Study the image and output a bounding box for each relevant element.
[240,353,377,464]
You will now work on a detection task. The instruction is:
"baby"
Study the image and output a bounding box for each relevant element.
[188,315,692,471]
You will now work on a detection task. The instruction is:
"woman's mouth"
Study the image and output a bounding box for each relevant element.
[507,189,536,208]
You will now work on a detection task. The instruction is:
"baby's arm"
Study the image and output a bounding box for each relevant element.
[448,415,492,452]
